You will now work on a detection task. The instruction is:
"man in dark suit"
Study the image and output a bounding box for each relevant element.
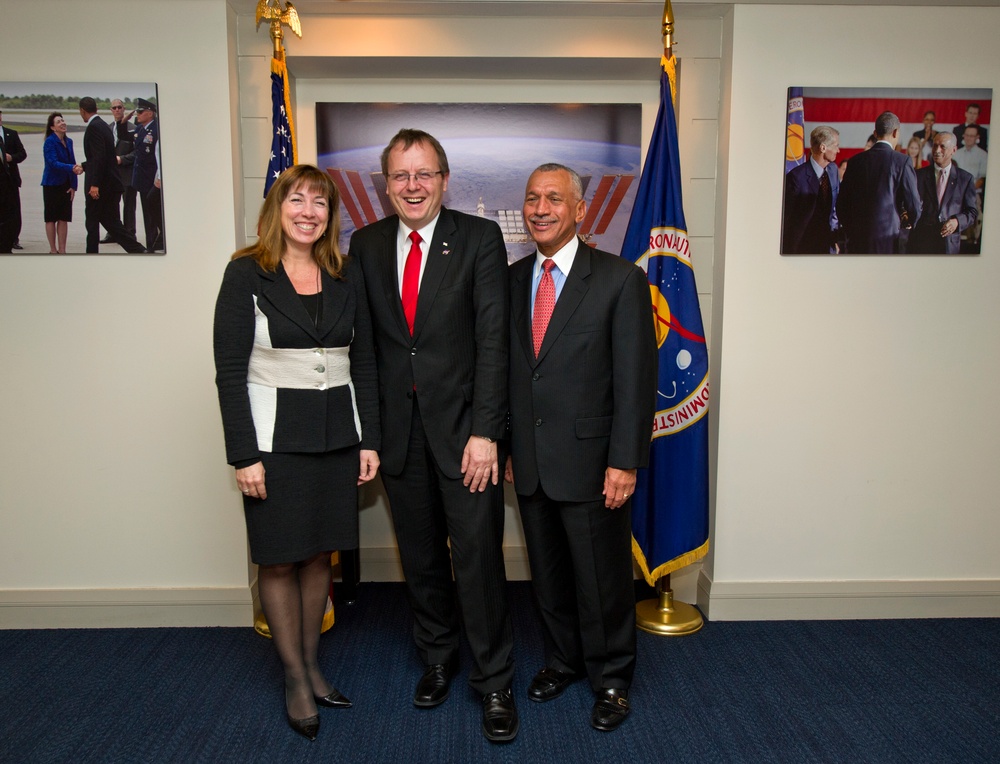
[349,129,517,742]
[952,102,988,152]
[506,164,657,732]
[103,98,137,239]
[77,97,144,254]
[0,109,27,253]
[781,125,841,254]
[132,98,164,252]
[909,132,978,254]
[837,111,921,254]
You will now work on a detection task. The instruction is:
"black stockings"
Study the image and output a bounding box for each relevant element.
[257,552,335,719]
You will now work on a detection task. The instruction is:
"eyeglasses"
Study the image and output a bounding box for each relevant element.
[387,171,444,185]
[111,105,125,110]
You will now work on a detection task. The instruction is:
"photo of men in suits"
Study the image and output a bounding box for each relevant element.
[837,111,921,254]
[781,125,841,254]
[348,129,517,743]
[77,96,144,254]
[505,164,657,732]
[909,132,978,254]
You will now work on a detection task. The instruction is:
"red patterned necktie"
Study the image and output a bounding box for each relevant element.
[401,231,422,335]
[532,259,556,357]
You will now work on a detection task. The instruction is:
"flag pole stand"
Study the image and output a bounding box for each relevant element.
[636,573,703,636]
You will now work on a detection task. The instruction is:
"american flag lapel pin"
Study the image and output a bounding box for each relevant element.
[442,241,450,255]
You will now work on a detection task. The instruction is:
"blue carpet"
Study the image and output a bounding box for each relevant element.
[2,582,998,763]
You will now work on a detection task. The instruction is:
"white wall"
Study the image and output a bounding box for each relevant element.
[702,4,1000,619]
[0,0,251,626]
[7,1,993,628]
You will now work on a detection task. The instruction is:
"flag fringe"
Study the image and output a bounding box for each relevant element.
[632,535,709,587]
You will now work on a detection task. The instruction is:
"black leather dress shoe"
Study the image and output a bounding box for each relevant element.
[591,688,630,731]
[527,667,578,702]
[286,713,320,741]
[413,663,453,707]
[99,236,114,244]
[314,688,352,708]
[482,689,518,742]
[11,243,23,250]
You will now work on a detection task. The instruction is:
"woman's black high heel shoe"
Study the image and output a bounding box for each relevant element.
[286,713,320,741]
[314,688,352,709]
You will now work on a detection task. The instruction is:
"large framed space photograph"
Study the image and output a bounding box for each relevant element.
[0,81,164,255]
[781,87,991,256]
[316,103,641,263]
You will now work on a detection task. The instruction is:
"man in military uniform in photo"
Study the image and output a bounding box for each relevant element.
[132,98,164,252]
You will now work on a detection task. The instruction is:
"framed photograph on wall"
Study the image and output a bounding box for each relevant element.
[0,81,164,255]
[316,103,641,263]
[781,86,991,256]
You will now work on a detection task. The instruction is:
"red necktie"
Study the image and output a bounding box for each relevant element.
[532,259,556,357]
[401,231,422,335]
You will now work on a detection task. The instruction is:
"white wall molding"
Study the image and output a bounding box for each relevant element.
[0,588,254,629]
[698,572,1000,621]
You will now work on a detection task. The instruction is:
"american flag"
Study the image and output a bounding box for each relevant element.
[264,52,297,197]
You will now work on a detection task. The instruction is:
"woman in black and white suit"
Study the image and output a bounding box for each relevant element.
[214,165,380,741]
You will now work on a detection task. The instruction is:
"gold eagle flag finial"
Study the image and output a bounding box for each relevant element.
[256,0,302,61]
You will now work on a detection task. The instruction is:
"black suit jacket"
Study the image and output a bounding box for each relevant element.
[0,125,26,187]
[113,119,136,188]
[213,256,380,466]
[508,241,657,503]
[909,164,978,254]
[82,115,121,194]
[837,142,921,254]
[781,159,840,254]
[349,207,509,478]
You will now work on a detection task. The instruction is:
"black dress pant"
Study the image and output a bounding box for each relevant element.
[380,396,514,695]
[86,189,144,253]
[140,186,164,251]
[517,485,637,692]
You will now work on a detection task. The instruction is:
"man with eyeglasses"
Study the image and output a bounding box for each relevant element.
[349,129,517,742]
[100,99,137,243]
[132,98,164,252]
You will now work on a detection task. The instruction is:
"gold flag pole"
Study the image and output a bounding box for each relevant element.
[255,0,303,61]
[635,0,704,638]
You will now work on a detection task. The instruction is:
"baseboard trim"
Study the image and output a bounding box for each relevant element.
[697,572,1000,620]
[0,587,254,629]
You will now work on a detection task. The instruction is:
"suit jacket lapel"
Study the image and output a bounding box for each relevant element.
[412,208,458,340]
[511,257,534,364]
[258,261,325,343]
[368,217,410,340]
[316,271,349,343]
[535,240,591,365]
[942,169,959,211]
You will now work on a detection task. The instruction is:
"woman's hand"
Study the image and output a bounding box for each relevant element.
[358,449,380,485]
[68,188,75,202]
[236,461,266,500]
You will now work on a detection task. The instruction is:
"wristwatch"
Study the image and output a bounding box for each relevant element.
[477,435,496,443]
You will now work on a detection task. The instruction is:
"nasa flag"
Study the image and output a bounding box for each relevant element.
[264,51,297,197]
[785,86,807,174]
[622,54,709,585]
